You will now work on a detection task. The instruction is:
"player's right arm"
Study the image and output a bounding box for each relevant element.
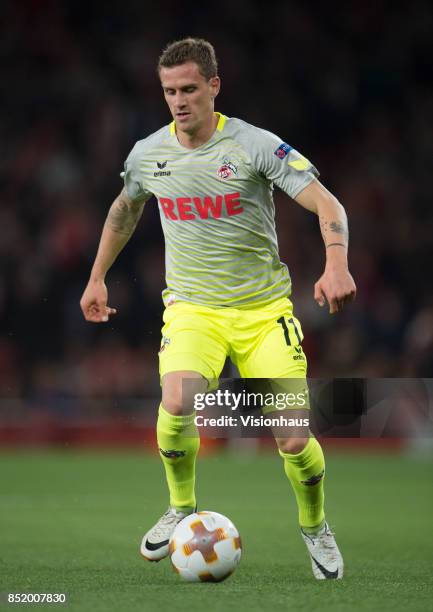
[80,187,145,323]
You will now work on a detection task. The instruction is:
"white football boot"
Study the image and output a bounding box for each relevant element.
[140,507,193,562]
[301,522,344,579]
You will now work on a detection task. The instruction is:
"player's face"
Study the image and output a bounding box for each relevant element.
[160,62,220,135]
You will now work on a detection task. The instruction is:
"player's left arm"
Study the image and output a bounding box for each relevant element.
[294,179,357,314]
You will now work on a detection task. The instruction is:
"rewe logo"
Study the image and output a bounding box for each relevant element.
[159,192,243,220]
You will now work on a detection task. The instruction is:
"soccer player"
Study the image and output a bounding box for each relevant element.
[80,38,356,580]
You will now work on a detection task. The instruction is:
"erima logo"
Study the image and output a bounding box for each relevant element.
[159,448,186,458]
[154,161,171,177]
[293,346,305,361]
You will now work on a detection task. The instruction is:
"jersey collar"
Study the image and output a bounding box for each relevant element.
[169,112,227,136]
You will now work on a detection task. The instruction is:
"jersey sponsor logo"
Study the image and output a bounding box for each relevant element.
[154,160,171,177]
[274,142,292,159]
[217,157,238,179]
[159,192,243,220]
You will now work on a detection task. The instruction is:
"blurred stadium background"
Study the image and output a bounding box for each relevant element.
[1,0,432,444]
[0,3,432,608]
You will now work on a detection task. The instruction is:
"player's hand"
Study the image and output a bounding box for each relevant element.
[314,267,357,314]
[80,279,117,323]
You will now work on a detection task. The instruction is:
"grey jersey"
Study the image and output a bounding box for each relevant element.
[123,113,318,307]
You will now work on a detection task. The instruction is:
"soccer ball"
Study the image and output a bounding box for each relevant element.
[169,511,242,582]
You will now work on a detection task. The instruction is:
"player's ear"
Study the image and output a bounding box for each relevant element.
[209,76,220,98]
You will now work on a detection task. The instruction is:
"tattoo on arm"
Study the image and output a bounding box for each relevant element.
[319,216,348,247]
[106,189,144,236]
[329,221,346,234]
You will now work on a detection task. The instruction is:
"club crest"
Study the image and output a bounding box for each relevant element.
[217,157,238,179]
[159,335,171,354]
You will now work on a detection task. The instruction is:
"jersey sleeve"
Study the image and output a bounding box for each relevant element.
[250,128,319,198]
[122,144,153,204]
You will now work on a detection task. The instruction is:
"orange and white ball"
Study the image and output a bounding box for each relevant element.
[169,511,242,582]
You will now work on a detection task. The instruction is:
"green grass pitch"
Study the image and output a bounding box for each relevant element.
[1,449,432,611]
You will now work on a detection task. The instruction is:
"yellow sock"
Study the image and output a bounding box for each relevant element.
[156,403,200,511]
[279,437,325,529]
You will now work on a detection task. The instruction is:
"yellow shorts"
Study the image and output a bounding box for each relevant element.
[158,297,307,382]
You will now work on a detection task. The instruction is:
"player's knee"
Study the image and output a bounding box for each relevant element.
[161,393,186,416]
[162,372,207,415]
[277,437,309,455]
[161,388,200,416]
